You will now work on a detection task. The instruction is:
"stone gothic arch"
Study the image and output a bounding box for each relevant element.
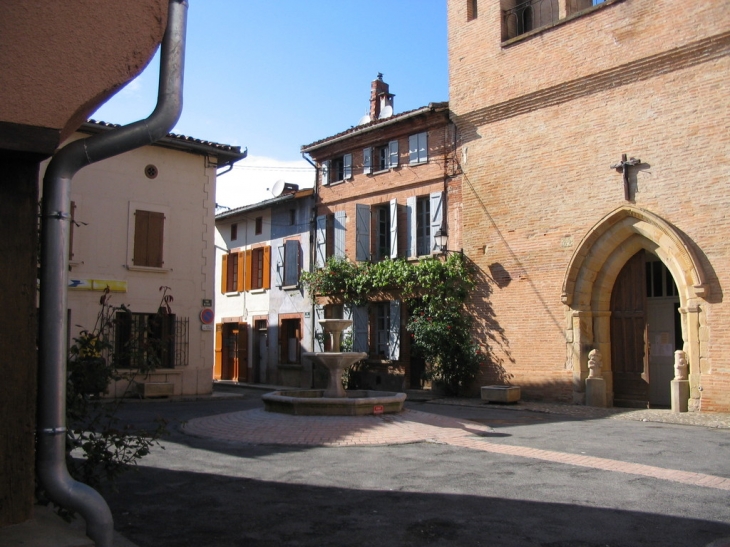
[561,206,709,407]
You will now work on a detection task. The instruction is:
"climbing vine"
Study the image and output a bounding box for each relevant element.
[301,255,484,394]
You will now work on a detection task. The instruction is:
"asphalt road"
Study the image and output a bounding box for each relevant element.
[102,391,730,547]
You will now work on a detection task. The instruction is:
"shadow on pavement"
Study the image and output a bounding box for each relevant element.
[107,465,730,547]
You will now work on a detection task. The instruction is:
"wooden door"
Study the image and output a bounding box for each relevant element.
[236,324,248,382]
[610,250,649,407]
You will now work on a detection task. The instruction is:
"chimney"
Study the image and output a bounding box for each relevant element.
[369,73,395,121]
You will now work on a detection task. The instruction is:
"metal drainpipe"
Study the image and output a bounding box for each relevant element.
[37,2,187,546]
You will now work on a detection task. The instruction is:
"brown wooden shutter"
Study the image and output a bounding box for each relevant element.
[214,324,223,380]
[221,254,228,294]
[244,250,252,292]
[133,210,164,267]
[262,246,271,289]
[237,252,245,292]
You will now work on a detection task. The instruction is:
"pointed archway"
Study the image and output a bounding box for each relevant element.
[561,206,709,407]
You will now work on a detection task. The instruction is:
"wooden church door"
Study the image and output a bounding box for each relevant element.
[610,250,650,407]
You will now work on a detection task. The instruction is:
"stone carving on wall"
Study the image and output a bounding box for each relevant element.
[588,349,603,379]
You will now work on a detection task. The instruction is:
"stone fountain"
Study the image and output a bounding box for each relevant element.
[262,319,406,416]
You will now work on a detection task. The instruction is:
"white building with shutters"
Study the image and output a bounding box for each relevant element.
[51,120,246,398]
[214,187,315,387]
[301,75,462,391]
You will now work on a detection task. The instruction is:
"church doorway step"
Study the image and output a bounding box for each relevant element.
[610,250,681,408]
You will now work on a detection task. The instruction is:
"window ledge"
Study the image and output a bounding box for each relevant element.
[369,168,394,176]
[281,284,300,291]
[250,288,267,294]
[126,265,170,273]
[224,291,241,297]
[408,160,428,167]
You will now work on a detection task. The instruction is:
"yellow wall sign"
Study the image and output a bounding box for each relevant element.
[68,279,127,292]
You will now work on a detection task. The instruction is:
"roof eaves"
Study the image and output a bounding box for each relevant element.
[80,120,247,165]
[301,101,449,154]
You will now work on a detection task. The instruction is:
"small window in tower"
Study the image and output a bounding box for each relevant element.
[467,0,478,21]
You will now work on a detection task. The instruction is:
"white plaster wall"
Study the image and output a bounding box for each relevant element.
[43,133,218,396]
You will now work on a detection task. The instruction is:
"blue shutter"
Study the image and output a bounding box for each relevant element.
[344,153,352,180]
[389,199,398,259]
[276,245,285,287]
[353,305,369,353]
[334,211,346,259]
[315,215,327,267]
[406,196,417,258]
[355,204,371,262]
[418,132,428,163]
[322,160,330,186]
[388,301,400,361]
[363,147,372,175]
[430,192,443,254]
[284,240,300,286]
[408,134,418,164]
[388,140,399,169]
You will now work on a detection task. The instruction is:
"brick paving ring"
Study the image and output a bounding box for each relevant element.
[182,408,494,447]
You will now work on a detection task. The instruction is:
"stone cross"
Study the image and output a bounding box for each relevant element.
[610,154,641,201]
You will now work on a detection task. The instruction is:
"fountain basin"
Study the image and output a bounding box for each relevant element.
[262,389,406,416]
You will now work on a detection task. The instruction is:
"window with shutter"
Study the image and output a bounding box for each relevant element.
[133,209,165,267]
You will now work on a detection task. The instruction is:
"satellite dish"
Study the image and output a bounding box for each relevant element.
[271,180,299,197]
[358,114,371,126]
[379,105,393,119]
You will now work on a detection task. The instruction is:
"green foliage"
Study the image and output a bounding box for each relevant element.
[302,254,482,394]
[42,287,170,517]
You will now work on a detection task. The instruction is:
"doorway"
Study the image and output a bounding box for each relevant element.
[254,319,268,384]
[215,323,248,381]
[610,250,680,408]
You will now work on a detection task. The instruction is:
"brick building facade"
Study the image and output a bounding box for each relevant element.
[302,75,461,391]
[448,0,730,410]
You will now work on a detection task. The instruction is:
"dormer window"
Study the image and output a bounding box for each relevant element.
[322,153,352,185]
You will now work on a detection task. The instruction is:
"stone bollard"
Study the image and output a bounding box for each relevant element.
[585,349,607,407]
[670,350,689,413]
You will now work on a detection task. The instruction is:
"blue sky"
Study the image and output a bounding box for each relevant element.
[92,0,448,208]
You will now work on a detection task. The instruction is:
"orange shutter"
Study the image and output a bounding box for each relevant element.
[237,252,245,292]
[221,254,228,294]
[214,324,223,380]
[244,250,252,292]
[263,246,271,289]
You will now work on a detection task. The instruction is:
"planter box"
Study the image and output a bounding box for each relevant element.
[481,385,520,403]
[137,382,174,398]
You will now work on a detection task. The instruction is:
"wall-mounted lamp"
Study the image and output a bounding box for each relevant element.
[433,227,463,256]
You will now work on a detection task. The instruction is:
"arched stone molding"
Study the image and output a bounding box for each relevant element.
[561,206,709,407]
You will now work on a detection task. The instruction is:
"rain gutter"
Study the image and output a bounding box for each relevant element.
[36,2,188,546]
